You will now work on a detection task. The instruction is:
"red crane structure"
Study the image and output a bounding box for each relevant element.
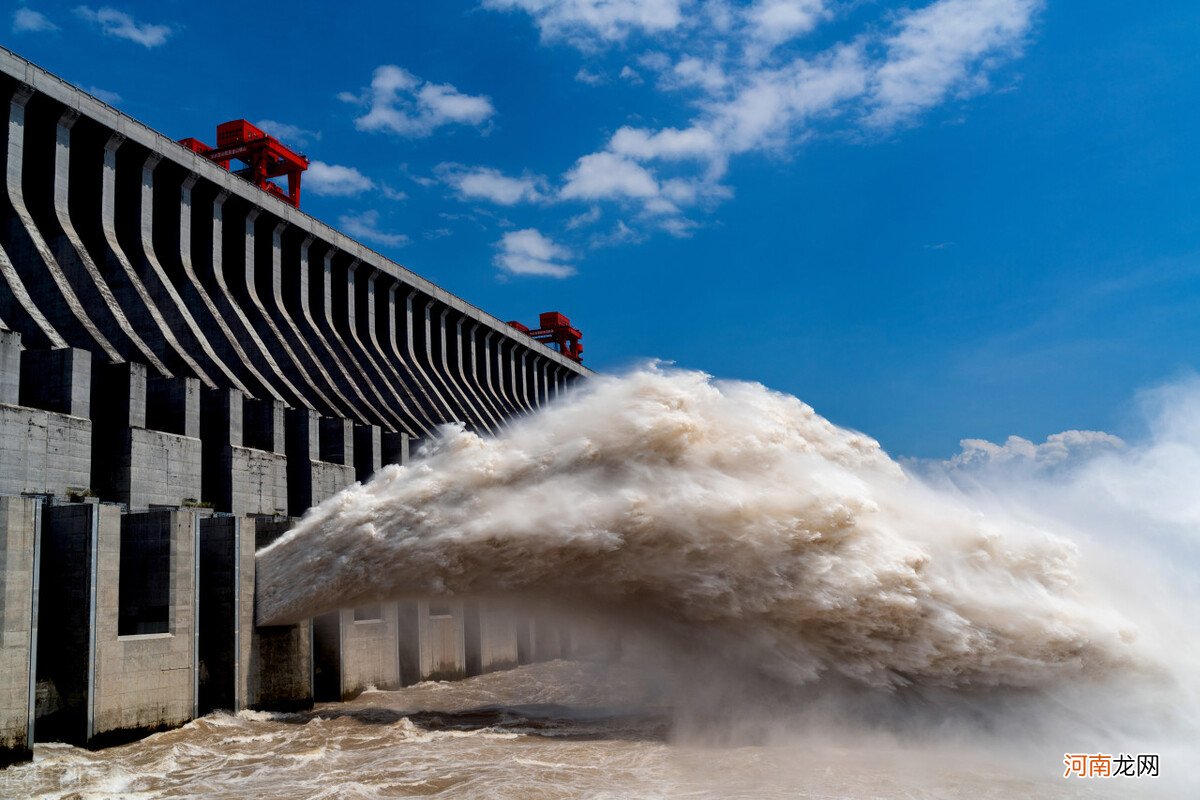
[179,120,308,208]
[508,311,584,364]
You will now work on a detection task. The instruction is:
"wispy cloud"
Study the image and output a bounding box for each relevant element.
[483,0,686,46]
[494,228,575,278]
[338,210,408,248]
[254,120,321,148]
[438,163,547,205]
[13,8,57,33]
[575,67,605,86]
[484,0,1041,236]
[340,65,494,137]
[867,0,1040,127]
[75,6,173,47]
[306,161,375,197]
[86,86,121,105]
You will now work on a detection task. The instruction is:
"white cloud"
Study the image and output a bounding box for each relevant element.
[483,0,686,45]
[951,431,1126,468]
[706,44,869,154]
[13,8,57,32]
[342,65,494,137]
[575,67,605,85]
[438,164,546,205]
[86,86,121,105]
[306,162,375,197]
[566,206,602,229]
[338,210,408,247]
[667,56,728,92]
[494,228,576,277]
[75,6,172,47]
[591,219,644,247]
[483,0,1041,253]
[868,0,1041,127]
[745,0,828,51]
[254,120,321,148]
[609,125,719,161]
[560,151,659,201]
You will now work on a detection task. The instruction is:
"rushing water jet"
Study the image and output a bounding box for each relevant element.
[256,365,1147,690]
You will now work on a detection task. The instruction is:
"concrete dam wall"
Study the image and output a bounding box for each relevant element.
[0,46,589,765]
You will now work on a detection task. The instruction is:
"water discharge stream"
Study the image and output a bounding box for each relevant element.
[258,366,1158,691]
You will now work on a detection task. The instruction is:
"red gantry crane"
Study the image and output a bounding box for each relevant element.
[508,311,584,364]
[179,120,308,208]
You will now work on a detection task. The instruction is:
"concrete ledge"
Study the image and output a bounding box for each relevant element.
[0,496,38,767]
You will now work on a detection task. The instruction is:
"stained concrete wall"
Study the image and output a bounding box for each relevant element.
[197,515,254,714]
[473,601,519,675]
[416,599,467,682]
[201,390,287,516]
[33,505,197,746]
[91,509,195,744]
[94,363,202,510]
[0,331,90,499]
[284,409,356,516]
[248,517,312,711]
[341,604,401,697]
[313,603,401,701]
[0,496,38,766]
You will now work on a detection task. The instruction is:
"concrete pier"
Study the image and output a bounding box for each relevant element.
[0,43,591,767]
[0,496,38,766]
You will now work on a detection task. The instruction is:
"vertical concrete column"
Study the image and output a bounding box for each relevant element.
[416,599,466,681]
[247,517,312,711]
[284,407,318,515]
[34,502,113,745]
[93,361,145,502]
[0,496,40,766]
[337,604,401,698]
[474,601,519,675]
[235,398,287,516]
[96,363,203,510]
[0,343,92,498]
[91,509,196,745]
[0,328,21,406]
[197,515,254,714]
[146,376,200,438]
[243,397,284,455]
[19,347,91,417]
[319,417,354,466]
[353,424,381,483]
[380,431,409,467]
[200,387,243,512]
[286,411,356,513]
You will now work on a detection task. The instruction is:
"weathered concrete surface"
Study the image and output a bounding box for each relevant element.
[470,601,519,676]
[197,515,253,714]
[0,332,90,499]
[94,363,202,510]
[201,389,287,515]
[312,604,400,701]
[418,600,467,681]
[91,509,195,745]
[0,496,37,766]
[31,505,212,746]
[248,517,312,711]
[285,409,356,515]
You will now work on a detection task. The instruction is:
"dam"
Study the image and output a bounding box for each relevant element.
[0,45,588,766]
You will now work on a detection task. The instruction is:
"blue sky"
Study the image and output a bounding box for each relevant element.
[8,1,1199,457]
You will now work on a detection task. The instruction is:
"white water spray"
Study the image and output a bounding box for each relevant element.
[256,365,1184,696]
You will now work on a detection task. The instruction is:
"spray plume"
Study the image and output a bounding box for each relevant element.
[256,365,1164,692]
